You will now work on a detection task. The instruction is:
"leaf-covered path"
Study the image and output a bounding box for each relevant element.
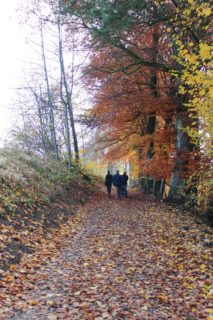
[1,192,212,320]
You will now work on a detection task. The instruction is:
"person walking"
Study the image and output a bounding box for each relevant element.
[121,171,129,197]
[105,171,112,197]
[112,170,122,199]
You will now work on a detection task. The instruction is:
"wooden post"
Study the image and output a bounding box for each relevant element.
[160,178,165,198]
[153,177,156,196]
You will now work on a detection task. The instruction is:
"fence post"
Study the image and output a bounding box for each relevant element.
[153,177,156,196]
[160,178,165,198]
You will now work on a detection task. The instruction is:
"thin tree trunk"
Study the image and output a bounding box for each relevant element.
[56,11,79,162]
[28,85,48,154]
[81,126,86,168]
[40,21,59,160]
[66,47,79,162]
[57,16,72,168]
[20,106,31,155]
[146,27,159,160]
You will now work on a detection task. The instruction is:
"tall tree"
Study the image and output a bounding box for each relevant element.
[40,20,59,160]
[61,0,212,206]
[55,10,79,162]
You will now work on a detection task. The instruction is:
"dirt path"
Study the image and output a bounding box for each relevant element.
[0,192,212,320]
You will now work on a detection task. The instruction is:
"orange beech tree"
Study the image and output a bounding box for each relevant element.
[60,0,186,200]
[82,23,176,186]
[61,0,212,214]
[85,52,175,181]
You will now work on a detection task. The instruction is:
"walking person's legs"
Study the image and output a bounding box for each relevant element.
[107,185,111,197]
[117,186,122,199]
[115,187,120,199]
[122,185,128,197]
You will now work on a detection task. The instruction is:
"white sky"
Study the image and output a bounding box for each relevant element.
[0,0,30,143]
[0,1,91,147]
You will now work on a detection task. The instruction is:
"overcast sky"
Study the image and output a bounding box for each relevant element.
[0,0,30,143]
[0,1,90,147]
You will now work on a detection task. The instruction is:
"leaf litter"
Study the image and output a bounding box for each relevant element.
[0,192,212,319]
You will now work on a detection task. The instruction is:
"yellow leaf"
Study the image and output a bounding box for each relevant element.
[202,8,212,17]
[178,264,184,270]
[27,300,39,305]
[46,300,56,306]
[187,54,198,64]
[158,294,169,303]
[79,302,88,309]
[199,43,212,59]
[48,314,58,320]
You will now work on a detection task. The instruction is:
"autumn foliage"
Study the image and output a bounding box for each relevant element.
[83,27,174,180]
[65,0,212,212]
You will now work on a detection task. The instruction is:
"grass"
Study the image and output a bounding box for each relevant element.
[0,148,95,218]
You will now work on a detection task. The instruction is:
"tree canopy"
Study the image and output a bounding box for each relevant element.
[59,0,212,211]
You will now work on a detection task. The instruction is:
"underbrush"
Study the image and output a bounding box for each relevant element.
[0,148,95,219]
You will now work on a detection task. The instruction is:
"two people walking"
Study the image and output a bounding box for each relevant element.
[105,170,128,198]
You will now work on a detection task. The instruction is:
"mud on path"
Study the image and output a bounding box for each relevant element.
[0,192,212,320]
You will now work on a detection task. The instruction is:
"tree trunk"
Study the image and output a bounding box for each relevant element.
[168,111,192,202]
[20,107,31,155]
[168,43,194,203]
[40,22,59,160]
[146,28,159,159]
[57,16,72,168]
[56,11,79,162]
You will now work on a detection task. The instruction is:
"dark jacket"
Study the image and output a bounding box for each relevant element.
[105,174,112,186]
[112,173,122,187]
[121,174,128,186]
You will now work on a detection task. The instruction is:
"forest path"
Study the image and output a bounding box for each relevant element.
[1,191,212,320]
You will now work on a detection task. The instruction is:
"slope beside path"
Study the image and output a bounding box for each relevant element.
[0,192,212,320]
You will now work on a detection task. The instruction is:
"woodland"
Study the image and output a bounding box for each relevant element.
[5,0,211,217]
[0,0,212,319]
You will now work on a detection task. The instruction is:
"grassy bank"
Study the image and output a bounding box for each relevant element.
[0,148,96,270]
[0,148,95,218]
